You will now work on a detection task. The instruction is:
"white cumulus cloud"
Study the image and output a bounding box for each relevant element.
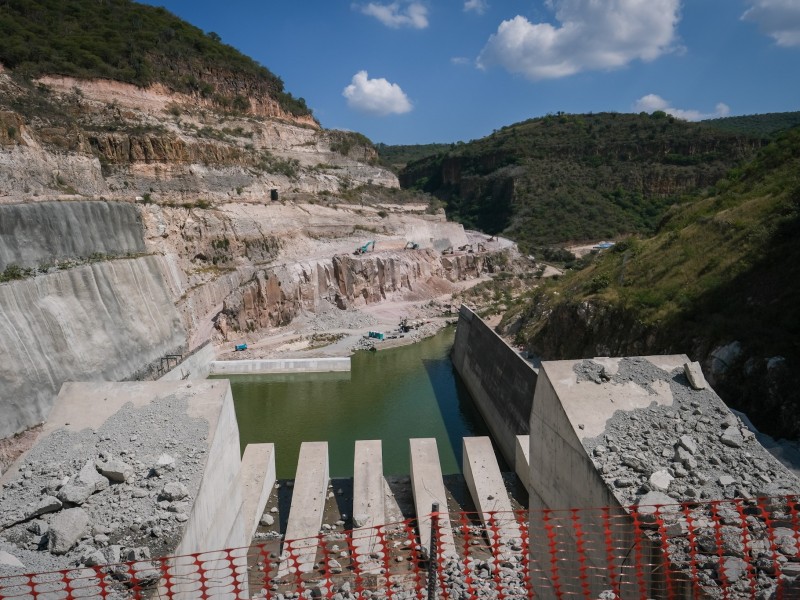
[742,0,800,47]
[464,0,488,15]
[633,94,730,121]
[451,56,471,65]
[477,0,681,80]
[355,2,429,29]
[343,71,413,116]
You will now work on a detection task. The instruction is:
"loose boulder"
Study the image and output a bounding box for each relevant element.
[96,459,134,483]
[49,508,90,555]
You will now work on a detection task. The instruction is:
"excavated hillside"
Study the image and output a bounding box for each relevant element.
[0,60,518,443]
[0,66,393,203]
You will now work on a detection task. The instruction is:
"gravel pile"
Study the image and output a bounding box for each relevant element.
[578,357,800,598]
[307,304,377,333]
[0,392,209,579]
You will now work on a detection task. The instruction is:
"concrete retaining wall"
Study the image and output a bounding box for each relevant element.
[158,344,216,382]
[450,305,537,469]
[0,201,145,270]
[527,361,668,598]
[0,256,187,438]
[174,380,248,557]
[209,357,351,375]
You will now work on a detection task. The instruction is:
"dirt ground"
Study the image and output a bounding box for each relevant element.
[0,424,42,474]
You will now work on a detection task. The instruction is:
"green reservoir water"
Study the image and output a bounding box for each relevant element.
[218,327,493,479]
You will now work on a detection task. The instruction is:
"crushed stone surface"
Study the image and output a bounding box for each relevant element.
[579,357,800,505]
[577,357,800,599]
[0,393,209,578]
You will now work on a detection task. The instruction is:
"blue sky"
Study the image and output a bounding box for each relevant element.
[140,1,800,145]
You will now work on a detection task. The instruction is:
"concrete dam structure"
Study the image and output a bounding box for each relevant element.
[0,256,187,439]
[452,307,800,598]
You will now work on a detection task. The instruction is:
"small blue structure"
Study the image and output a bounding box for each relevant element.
[235,343,248,351]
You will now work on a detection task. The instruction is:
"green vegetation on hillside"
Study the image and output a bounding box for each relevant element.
[703,111,800,138]
[0,0,311,117]
[507,127,800,436]
[399,112,764,250]
[376,142,452,172]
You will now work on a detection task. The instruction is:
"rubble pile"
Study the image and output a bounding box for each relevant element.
[0,394,209,579]
[579,357,800,597]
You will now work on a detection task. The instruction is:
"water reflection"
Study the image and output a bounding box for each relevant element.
[216,327,492,478]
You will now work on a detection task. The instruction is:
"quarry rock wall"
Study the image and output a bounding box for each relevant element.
[0,201,145,271]
[0,256,187,438]
[451,305,538,469]
[218,250,493,336]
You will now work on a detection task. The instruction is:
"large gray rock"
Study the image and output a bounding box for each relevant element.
[96,458,134,483]
[720,427,744,448]
[25,495,62,519]
[683,362,708,390]
[57,484,93,505]
[649,470,674,493]
[0,551,25,569]
[160,482,188,501]
[636,491,677,523]
[49,508,90,555]
[78,459,110,492]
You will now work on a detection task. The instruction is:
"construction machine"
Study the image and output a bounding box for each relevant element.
[354,241,375,255]
[441,246,453,255]
[458,244,475,253]
[477,242,486,252]
[404,241,419,250]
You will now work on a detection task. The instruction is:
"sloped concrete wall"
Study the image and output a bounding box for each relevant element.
[0,256,187,438]
[0,201,145,270]
[450,305,537,468]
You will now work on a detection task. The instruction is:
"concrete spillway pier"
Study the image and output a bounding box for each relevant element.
[462,437,521,551]
[240,443,276,542]
[352,440,385,563]
[409,438,456,557]
[281,441,330,575]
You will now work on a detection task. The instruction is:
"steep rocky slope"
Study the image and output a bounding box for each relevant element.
[0,68,394,203]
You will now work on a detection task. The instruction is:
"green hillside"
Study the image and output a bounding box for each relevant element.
[703,111,800,138]
[506,127,800,437]
[0,0,310,117]
[376,142,452,172]
[399,112,765,251]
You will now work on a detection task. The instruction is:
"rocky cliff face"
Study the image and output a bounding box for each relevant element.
[0,71,397,204]
[215,249,497,336]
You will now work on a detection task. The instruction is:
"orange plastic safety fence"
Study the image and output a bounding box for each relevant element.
[1,494,798,599]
